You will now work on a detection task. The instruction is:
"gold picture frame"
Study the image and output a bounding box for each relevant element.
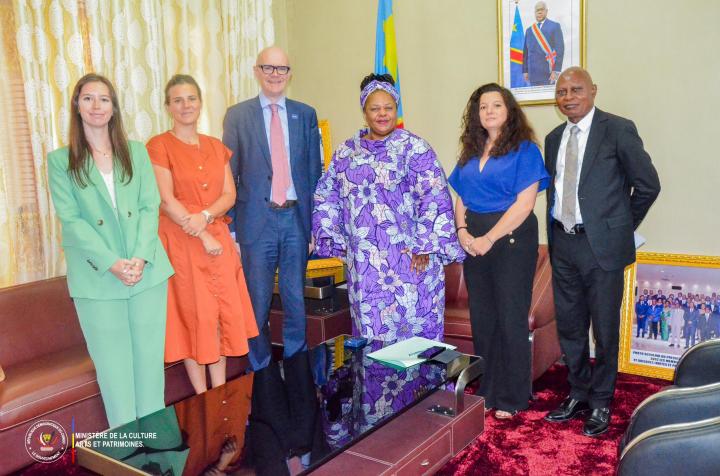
[497,0,586,105]
[306,119,345,282]
[319,119,332,169]
[618,252,720,380]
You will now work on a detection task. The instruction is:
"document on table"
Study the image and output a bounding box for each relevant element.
[367,336,456,370]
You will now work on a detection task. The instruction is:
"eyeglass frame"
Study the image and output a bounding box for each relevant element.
[256,64,291,75]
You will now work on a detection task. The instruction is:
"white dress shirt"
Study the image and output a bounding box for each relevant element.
[99,168,117,209]
[551,106,596,224]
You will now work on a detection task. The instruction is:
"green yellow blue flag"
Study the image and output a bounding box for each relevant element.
[510,2,527,88]
[374,0,404,127]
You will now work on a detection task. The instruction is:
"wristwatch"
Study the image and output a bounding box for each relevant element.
[201,210,214,224]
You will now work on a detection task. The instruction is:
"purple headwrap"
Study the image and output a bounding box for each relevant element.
[360,80,400,108]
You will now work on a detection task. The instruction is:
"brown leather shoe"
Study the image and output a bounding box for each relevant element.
[544,397,591,423]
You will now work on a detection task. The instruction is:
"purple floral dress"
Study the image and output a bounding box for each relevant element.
[312,128,465,341]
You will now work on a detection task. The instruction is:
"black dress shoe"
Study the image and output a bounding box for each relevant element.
[583,407,611,437]
[544,397,591,422]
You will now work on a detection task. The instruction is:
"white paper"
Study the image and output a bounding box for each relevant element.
[634,232,646,249]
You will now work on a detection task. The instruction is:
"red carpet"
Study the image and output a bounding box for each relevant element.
[437,364,667,476]
[14,453,94,476]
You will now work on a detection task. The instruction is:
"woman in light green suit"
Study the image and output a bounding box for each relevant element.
[48,73,174,428]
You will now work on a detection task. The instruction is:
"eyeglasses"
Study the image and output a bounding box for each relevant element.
[257,64,291,75]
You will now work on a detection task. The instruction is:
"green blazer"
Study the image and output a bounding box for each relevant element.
[48,141,173,300]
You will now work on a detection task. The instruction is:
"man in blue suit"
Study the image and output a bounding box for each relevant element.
[635,295,648,338]
[522,1,565,86]
[223,46,322,371]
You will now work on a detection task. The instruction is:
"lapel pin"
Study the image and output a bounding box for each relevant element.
[291,113,299,120]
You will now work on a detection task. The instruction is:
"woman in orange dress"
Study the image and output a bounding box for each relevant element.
[147,74,258,394]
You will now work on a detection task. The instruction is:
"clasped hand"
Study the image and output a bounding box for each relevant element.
[458,229,492,257]
[110,257,145,286]
[181,213,207,236]
[180,212,222,255]
[200,232,223,256]
[410,253,430,273]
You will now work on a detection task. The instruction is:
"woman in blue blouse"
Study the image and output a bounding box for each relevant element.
[449,83,549,419]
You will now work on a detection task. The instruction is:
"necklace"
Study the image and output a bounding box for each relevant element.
[89,145,113,174]
[90,145,112,159]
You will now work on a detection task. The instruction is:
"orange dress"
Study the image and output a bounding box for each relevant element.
[147,132,258,364]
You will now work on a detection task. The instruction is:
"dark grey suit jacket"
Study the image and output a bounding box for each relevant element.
[222,96,322,244]
[545,108,661,271]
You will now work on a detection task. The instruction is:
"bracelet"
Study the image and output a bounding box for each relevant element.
[484,235,495,245]
[456,226,468,232]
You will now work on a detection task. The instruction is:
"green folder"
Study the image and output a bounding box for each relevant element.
[367,337,456,370]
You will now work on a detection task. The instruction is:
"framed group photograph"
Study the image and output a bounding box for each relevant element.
[618,252,720,380]
[497,0,586,105]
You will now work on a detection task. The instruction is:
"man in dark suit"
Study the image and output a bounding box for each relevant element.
[543,67,660,437]
[709,303,720,338]
[635,295,648,338]
[223,46,322,371]
[698,304,711,342]
[685,304,700,348]
[522,1,565,86]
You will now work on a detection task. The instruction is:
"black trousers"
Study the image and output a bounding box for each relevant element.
[463,211,537,412]
[650,320,659,339]
[550,226,624,409]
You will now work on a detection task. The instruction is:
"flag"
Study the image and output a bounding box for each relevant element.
[374,0,404,127]
[510,2,527,88]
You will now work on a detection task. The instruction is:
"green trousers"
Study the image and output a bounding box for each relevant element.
[74,281,168,428]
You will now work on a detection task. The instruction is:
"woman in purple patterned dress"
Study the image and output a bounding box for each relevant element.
[312,74,464,342]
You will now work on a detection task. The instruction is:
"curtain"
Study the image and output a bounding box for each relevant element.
[0,0,274,287]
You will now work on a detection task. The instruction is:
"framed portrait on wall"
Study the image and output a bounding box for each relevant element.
[497,0,586,105]
[618,252,720,380]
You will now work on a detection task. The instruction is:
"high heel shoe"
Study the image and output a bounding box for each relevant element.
[494,409,518,419]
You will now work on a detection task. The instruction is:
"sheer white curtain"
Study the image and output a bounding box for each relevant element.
[0,0,275,286]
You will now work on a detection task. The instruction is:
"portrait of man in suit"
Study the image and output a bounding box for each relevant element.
[222,46,322,371]
[522,1,565,86]
[543,67,661,437]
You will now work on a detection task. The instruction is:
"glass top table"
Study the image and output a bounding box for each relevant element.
[77,335,481,475]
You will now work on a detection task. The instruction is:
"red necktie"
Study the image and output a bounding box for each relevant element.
[270,103,290,205]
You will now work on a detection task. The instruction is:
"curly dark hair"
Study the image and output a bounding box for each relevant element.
[458,83,537,166]
[360,73,395,90]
